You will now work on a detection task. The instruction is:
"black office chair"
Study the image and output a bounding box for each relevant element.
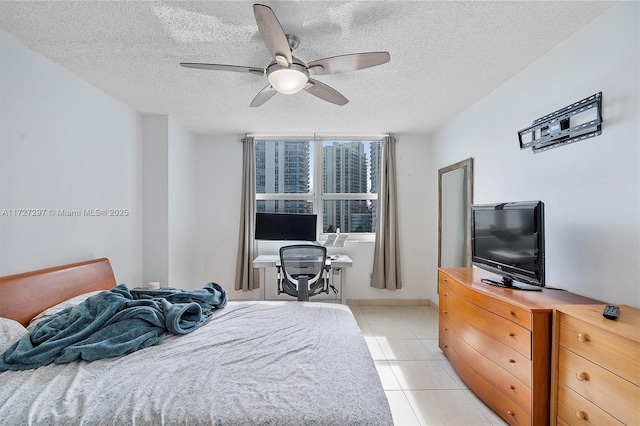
[277,245,331,302]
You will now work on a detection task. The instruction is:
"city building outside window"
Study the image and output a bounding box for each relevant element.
[255,138,381,240]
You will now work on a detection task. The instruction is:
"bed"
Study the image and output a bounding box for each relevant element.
[0,258,392,425]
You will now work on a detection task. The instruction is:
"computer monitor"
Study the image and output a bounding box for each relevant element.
[255,213,317,241]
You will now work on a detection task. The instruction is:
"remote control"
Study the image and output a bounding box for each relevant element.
[602,305,620,320]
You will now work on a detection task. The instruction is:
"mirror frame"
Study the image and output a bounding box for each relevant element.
[438,157,474,268]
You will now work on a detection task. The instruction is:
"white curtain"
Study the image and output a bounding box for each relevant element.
[371,135,402,290]
[234,136,259,291]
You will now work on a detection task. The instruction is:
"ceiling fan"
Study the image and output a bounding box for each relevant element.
[180,4,390,107]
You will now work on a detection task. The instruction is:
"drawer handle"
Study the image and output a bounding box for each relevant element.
[507,310,515,315]
[507,332,515,337]
[577,333,590,343]
[443,310,448,315]
[508,359,516,364]
[507,410,515,416]
[444,327,448,331]
[576,372,589,382]
[507,384,515,390]
[575,410,587,420]
[443,292,448,297]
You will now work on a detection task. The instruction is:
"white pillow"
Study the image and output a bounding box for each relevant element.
[26,290,104,331]
[0,317,28,353]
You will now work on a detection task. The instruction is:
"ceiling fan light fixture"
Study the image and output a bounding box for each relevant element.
[181,5,390,107]
[267,63,309,94]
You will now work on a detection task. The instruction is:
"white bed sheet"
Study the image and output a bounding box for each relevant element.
[0,301,392,425]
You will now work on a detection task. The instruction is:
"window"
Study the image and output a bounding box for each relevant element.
[255,140,313,214]
[255,138,381,239]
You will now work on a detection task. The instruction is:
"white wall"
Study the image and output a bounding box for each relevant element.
[141,115,169,285]
[0,30,142,285]
[428,2,640,307]
[394,133,433,300]
[141,115,199,288]
[167,117,198,288]
[194,134,243,296]
[193,133,432,301]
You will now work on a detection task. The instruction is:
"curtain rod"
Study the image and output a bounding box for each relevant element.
[245,133,390,140]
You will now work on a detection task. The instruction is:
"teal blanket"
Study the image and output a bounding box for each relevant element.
[0,283,227,371]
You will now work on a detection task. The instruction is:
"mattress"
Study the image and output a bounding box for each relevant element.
[0,301,392,425]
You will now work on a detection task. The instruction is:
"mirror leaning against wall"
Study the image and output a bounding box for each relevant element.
[438,158,473,270]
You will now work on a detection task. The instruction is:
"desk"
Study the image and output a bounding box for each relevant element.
[253,254,352,304]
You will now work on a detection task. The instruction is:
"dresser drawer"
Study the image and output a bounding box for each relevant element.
[439,271,531,329]
[439,282,466,338]
[558,347,640,425]
[454,318,532,387]
[438,271,453,287]
[557,383,623,425]
[443,332,531,426]
[439,316,452,353]
[444,319,531,415]
[441,283,531,358]
[558,313,640,385]
[440,279,532,388]
[439,281,453,314]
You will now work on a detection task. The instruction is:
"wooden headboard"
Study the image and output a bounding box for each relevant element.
[0,258,116,326]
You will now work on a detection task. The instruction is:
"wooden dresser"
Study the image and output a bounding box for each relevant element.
[438,267,599,425]
[550,304,640,425]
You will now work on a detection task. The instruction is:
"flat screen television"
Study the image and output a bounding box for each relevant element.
[255,212,318,242]
[470,200,545,291]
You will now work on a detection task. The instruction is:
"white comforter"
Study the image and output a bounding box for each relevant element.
[0,301,392,425]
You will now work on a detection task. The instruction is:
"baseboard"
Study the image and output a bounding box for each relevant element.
[347,298,430,307]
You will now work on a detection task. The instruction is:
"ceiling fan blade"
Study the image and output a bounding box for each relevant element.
[304,79,348,106]
[253,4,292,65]
[180,63,265,76]
[250,84,278,108]
[307,52,390,75]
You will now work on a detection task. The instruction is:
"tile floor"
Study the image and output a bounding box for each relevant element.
[349,304,508,426]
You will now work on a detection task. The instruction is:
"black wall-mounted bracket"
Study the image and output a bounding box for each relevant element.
[518,92,602,153]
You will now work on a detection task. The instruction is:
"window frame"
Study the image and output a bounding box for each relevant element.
[255,137,381,242]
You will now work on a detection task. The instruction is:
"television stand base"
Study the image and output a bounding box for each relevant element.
[480,278,542,291]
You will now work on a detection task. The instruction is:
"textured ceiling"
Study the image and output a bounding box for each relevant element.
[0,1,615,135]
